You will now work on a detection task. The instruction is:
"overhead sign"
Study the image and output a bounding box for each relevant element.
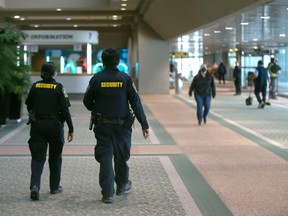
[22,30,98,45]
[172,52,189,57]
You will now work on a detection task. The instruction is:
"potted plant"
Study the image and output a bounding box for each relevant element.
[0,22,31,126]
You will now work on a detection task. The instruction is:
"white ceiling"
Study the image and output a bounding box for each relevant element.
[1,0,287,55]
[169,0,288,55]
[0,0,141,31]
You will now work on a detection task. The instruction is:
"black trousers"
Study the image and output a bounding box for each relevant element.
[218,74,225,84]
[234,78,241,94]
[254,84,267,103]
[94,124,132,197]
[28,119,64,191]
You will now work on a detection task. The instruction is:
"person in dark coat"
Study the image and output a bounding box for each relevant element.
[233,61,242,95]
[254,60,270,109]
[25,62,74,201]
[83,48,149,204]
[217,62,227,84]
[188,65,216,125]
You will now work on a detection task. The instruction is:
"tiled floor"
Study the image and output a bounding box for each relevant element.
[0,81,288,216]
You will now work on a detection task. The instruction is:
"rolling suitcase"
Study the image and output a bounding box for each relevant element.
[245,86,253,106]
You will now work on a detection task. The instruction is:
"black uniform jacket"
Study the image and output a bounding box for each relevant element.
[233,66,241,79]
[254,66,269,87]
[83,67,149,130]
[25,78,74,133]
[189,72,216,98]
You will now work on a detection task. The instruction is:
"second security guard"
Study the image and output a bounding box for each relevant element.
[83,48,149,204]
[25,62,74,201]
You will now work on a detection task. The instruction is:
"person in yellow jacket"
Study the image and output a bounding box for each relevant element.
[267,57,281,99]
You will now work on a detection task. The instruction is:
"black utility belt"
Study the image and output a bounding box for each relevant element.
[89,113,135,130]
[101,118,125,125]
[36,114,59,119]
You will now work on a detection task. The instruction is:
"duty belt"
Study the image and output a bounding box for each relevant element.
[101,118,125,125]
[36,114,59,119]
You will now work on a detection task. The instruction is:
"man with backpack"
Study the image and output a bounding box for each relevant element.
[267,57,281,99]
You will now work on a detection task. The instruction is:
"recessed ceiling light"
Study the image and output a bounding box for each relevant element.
[253,38,258,41]
[214,30,221,33]
[14,15,20,19]
[66,18,71,21]
[121,8,126,11]
[56,8,62,11]
[112,15,118,20]
[20,18,25,21]
[121,4,127,6]
[34,25,39,28]
[204,33,210,36]
[73,25,78,28]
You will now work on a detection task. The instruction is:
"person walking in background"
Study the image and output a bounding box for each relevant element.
[233,61,242,95]
[267,57,281,99]
[188,65,216,126]
[217,62,227,84]
[254,60,270,109]
[25,62,74,201]
[169,63,176,89]
[83,48,149,204]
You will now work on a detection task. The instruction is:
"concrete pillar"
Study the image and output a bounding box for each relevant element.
[0,0,5,8]
[137,19,169,94]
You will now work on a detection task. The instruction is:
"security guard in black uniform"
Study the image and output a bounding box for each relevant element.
[25,62,74,201]
[83,48,149,204]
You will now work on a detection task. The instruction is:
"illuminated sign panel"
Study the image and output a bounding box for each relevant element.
[22,30,98,45]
